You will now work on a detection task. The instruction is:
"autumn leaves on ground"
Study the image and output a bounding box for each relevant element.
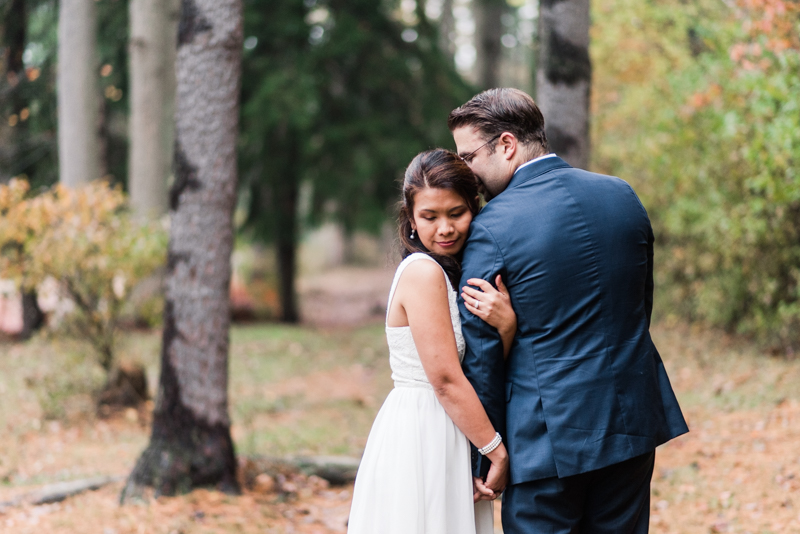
[1,275,800,533]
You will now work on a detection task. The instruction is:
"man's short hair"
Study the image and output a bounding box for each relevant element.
[448,88,548,153]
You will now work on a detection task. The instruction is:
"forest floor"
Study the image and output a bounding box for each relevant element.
[1,266,800,533]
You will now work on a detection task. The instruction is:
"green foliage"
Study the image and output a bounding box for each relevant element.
[1,0,60,188]
[593,0,800,350]
[1,0,130,188]
[239,0,475,240]
[0,179,167,372]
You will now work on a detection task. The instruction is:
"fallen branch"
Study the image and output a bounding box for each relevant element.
[0,475,122,511]
[242,455,360,486]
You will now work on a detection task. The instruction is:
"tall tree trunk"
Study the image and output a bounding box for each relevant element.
[274,169,299,323]
[128,0,180,219]
[437,0,455,59]
[473,0,504,89]
[536,0,591,170]
[122,0,243,500]
[5,0,45,339]
[1,0,27,181]
[57,0,100,186]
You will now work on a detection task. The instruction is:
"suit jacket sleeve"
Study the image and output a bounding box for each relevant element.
[458,221,507,478]
[645,223,654,327]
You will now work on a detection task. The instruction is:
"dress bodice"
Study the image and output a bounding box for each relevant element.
[385,253,466,389]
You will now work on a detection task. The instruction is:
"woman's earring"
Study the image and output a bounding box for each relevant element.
[410,229,416,239]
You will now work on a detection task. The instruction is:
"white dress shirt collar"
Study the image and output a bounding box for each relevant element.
[513,153,557,176]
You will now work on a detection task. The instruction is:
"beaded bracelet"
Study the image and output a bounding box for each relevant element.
[478,432,502,455]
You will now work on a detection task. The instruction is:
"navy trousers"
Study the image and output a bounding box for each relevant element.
[502,451,655,534]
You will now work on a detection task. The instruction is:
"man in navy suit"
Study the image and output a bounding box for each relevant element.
[450,88,688,533]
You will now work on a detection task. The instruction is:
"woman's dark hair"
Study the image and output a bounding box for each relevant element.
[398,149,480,287]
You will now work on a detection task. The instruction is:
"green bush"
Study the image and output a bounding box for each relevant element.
[593,0,800,351]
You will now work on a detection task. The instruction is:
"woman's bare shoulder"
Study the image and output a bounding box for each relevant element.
[398,256,447,288]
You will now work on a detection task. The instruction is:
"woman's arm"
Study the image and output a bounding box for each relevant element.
[461,275,517,359]
[393,260,508,496]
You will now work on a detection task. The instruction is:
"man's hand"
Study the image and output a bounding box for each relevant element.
[485,444,509,494]
[473,476,495,503]
[473,444,509,502]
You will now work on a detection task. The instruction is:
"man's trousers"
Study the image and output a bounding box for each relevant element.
[502,451,655,534]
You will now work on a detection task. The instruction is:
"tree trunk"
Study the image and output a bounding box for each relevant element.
[122,0,243,500]
[57,0,100,186]
[274,175,299,323]
[536,0,591,170]
[20,290,44,340]
[437,0,455,59]
[128,0,180,219]
[473,0,505,90]
[1,0,27,182]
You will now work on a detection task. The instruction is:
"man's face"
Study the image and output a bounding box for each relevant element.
[453,126,514,201]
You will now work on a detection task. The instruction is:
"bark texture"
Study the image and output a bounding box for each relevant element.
[57,0,100,186]
[473,0,505,90]
[123,0,243,500]
[536,0,591,169]
[128,0,180,219]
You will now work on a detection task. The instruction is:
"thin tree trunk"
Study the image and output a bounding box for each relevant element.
[437,0,455,58]
[20,290,44,339]
[5,0,25,74]
[57,0,100,186]
[128,0,180,218]
[536,0,591,170]
[473,0,505,90]
[1,0,27,181]
[5,1,44,338]
[122,0,243,500]
[274,174,299,323]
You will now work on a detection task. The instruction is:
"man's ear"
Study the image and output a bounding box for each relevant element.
[499,132,517,161]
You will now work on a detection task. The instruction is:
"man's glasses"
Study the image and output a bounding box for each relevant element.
[460,134,502,164]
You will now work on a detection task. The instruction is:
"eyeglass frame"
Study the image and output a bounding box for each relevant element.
[459,133,502,164]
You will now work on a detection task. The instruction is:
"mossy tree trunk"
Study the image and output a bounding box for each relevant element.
[536,0,591,170]
[122,0,243,500]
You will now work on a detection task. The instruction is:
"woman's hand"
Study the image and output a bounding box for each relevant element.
[472,443,509,502]
[462,275,517,359]
[462,275,517,336]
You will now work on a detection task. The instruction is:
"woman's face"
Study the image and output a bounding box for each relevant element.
[411,186,473,257]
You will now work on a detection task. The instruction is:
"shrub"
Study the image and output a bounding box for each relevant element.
[0,179,168,372]
[593,0,800,351]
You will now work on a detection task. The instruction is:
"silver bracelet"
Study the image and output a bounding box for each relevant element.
[478,432,502,455]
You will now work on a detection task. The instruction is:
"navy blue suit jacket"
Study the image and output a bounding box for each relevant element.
[459,157,688,485]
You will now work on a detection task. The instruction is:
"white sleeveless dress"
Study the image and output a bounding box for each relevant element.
[347,253,494,534]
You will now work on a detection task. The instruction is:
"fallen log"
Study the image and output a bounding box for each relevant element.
[0,475,122,511]
[241,455,360,486]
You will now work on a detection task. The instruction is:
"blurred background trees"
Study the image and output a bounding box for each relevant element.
[238,0,473,322]
[0,0,798,412]
[592,0,800,351]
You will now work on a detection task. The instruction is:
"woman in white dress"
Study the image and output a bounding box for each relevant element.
[348,149,518,534]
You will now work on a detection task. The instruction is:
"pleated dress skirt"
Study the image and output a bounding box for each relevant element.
[347,384,494,534]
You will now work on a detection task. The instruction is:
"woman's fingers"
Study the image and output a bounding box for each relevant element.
[462,294,484,313]
[461,285,484,301]
[465,278,493,293]
[495,274,507,294]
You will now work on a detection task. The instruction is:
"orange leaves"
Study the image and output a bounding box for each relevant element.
[687,83,723,111]
[0,179,167,368]
[732,0,800,61]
